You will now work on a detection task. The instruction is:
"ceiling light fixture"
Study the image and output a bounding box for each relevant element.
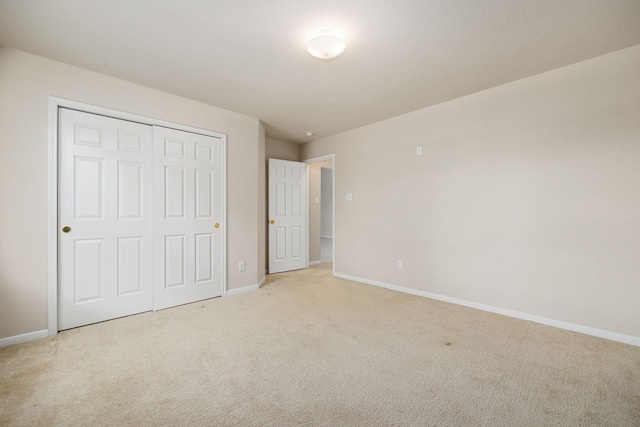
[307,30,345,60]
[305,131,315,137]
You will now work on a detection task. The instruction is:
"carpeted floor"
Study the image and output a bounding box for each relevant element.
[1,263,639,426]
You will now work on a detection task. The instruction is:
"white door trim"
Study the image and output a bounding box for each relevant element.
[304,154,335,277]
[47,97,227,336]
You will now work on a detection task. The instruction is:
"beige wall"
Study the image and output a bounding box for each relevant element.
[308,160,333,263]
[302,45,640,339]
[0,46,263,340]
[266,138,301,162]
[257,122,266,282]
[265,138,300,270]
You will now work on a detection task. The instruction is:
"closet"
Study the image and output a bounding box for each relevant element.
[58,108,224,330]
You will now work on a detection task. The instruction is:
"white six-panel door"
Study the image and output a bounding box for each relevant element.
[152,126,223,310]
[58,110,224,330]
[268,158,307,273]
[58,109,154,330]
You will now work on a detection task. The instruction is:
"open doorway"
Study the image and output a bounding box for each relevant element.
[320,167,333,263]
[305,155,334,270]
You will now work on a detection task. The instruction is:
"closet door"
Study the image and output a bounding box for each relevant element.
[58,109,153,330]
[153,126,224,309]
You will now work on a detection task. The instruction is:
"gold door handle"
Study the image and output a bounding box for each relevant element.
[214,223,220,229]
[269,219,275,224]
[61,226,71,233]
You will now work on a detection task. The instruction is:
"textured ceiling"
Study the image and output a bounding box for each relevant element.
[1,0,639,143]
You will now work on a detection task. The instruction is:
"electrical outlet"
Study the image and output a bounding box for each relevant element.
[238,261,246,272]
[346,193,353,202]
[397,260,403,270]
[416,146,423,156]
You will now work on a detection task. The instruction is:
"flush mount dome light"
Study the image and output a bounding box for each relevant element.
[307,30,345,59]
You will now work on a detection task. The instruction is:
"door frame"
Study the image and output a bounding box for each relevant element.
[47,97,227,336]
[304,154,335,276]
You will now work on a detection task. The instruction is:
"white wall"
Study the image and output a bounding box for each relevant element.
[302,45,640,340]
[0,46,264,340]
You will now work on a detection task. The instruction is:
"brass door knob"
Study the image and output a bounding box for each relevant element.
[214,223,220,229]
[269,219,275,224]
[61,226,71,233]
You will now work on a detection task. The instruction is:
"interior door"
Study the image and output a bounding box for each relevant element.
[153,126,223,309]
[268,158,307,273]
[58,108,153,330]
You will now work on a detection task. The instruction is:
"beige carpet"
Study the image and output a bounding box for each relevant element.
[1,263,639,426]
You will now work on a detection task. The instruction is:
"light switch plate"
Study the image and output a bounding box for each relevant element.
[346,193,353,202]
[416,146,423,156]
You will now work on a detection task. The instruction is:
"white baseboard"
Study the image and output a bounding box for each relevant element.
[227,280,264,296]
[334,272,640,347]
[0,329,49,347]
[309,260,321,266]
[257,276,267,288]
